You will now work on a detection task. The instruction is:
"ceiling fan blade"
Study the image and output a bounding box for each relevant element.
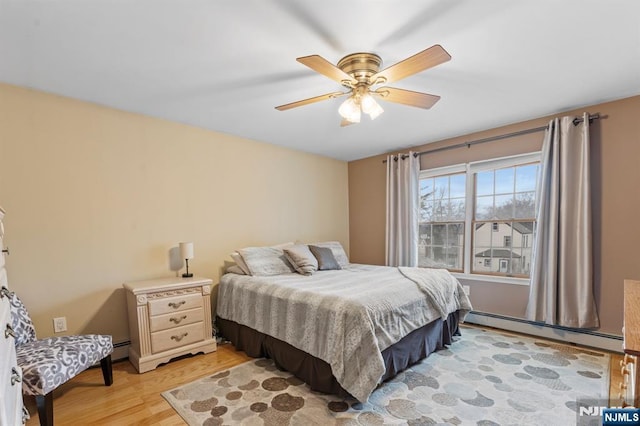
[275,91,347,111]
[297,55,358,87]
[340,118,357,127]
[373,87,440,109]
[369,45,451,84]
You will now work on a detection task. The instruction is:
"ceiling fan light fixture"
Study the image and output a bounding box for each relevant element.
[360,93,384,120]
[276,45,451,126]
[338,96,361,123]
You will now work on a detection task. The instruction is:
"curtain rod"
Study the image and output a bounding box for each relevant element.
[383,113,601,162]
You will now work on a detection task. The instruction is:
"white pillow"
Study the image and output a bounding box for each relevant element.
[309,241,349,268]
[230,252,251,275]
[283,245,318,275]
[237,246,295,276]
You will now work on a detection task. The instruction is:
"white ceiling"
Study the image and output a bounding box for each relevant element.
[1,1,639,161]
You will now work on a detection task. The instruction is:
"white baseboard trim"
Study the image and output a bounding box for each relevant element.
[465,312,623,353]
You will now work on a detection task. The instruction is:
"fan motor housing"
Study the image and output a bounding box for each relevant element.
[337,53,382,83]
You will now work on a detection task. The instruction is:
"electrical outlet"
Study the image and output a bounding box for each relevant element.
[463,285,471,296]
[53,317,67,333]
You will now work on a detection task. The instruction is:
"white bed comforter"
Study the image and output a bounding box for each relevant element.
[216,264,472,402]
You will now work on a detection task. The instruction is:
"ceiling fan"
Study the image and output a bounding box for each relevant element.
[275,45,451,126]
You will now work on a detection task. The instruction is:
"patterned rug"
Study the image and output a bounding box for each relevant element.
[162,326,610,425]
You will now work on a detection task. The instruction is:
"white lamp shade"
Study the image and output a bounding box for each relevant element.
[179,242,194,259]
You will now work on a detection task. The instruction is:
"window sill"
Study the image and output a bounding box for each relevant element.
[451,272,530,286]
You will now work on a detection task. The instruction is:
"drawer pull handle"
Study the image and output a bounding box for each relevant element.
[171,332,189,342]
[11,367,21,385]
[1,247,8,255]
[170,315,187,324]
[0,286,9,299]
[168,300,186,309]
[5,323,15,339]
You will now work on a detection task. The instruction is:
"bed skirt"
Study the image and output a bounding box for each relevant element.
[217,311,460,398]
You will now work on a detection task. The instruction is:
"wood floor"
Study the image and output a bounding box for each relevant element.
[23,328,624,425]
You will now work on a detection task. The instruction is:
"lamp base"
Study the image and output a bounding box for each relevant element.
[182,273,193,278]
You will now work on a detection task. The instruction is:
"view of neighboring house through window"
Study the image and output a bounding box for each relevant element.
[418,153,540,280]
[473,162,538,277]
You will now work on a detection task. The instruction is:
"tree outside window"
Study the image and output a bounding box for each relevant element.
[418,172,465,271]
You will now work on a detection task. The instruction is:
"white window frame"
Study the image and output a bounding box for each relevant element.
[419,152,540,286]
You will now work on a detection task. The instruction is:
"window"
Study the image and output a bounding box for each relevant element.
[418,153,540,279]
[473,162,538,277]
[418,171,465,271]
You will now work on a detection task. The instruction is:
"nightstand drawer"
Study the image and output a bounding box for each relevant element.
[150,307,204,332]
[151,322,203,353]
[148,293,202,316]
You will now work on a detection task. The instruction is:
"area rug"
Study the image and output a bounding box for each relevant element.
[162,326,610,425]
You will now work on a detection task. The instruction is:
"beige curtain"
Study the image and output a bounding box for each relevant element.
[526,113,599,328]
[385,152,419,267]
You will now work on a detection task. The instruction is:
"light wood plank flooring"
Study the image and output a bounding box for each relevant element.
[23,329,624,425]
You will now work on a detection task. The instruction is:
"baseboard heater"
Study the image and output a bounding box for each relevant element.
[465,311,623,353]
[112,340,131,361]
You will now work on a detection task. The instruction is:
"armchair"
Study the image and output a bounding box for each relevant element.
[8,292,113,426]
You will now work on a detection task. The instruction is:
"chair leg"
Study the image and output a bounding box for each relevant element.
[35,393,54,426]
[101,354,113,386]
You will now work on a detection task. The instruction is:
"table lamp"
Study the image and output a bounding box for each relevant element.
[179,242,194,278]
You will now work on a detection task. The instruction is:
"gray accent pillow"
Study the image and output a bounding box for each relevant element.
[237,246,295,276]
[310,241,349,268]
[283,245,318,276]
[309,245,342,271]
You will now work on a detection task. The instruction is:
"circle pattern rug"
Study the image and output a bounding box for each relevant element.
[162,326,610,425]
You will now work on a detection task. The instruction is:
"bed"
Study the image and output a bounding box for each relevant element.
[216,244,472,402]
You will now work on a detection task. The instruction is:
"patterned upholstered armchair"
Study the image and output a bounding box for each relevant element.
[8,292,113,426]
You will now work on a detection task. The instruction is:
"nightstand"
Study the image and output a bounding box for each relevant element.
[123,276,217,373]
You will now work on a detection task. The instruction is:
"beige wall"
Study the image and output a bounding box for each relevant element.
[0,83,349,345]
[349,95,640,335]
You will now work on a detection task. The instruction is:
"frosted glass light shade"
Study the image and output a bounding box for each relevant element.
[338,97,361,123]
[361,93,384,120]
[179,242,194,260]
